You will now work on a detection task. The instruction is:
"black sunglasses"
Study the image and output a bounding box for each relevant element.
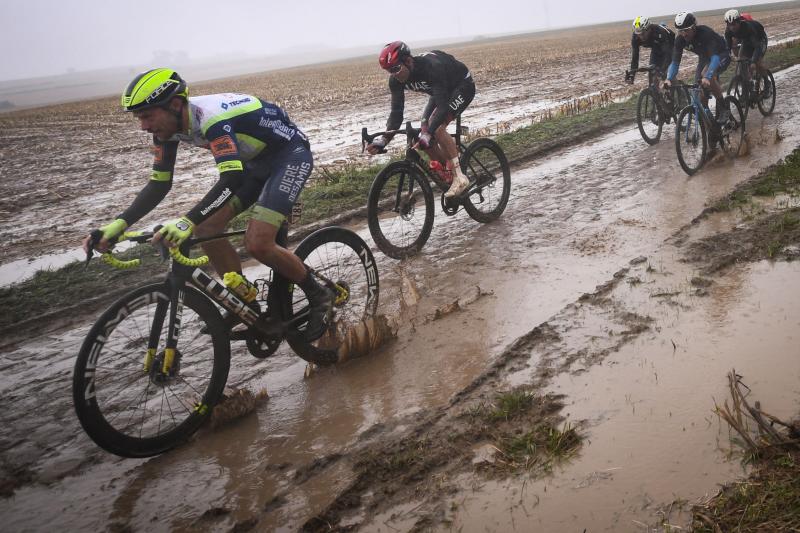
[386,64,403,74]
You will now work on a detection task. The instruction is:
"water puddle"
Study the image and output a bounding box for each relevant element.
[438,257,800,531]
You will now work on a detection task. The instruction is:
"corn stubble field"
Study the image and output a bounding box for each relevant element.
[0,8,798,266]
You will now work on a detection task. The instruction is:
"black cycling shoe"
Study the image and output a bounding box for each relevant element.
[303,285,334,342]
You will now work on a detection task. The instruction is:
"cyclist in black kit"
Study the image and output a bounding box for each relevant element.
[626,16,675,83]
[724,9,769,89]
[366,41,475,198]
[664,12,731,122]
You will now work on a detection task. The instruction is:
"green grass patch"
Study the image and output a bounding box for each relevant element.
[494,98,639,164]
[487,390,536,421]
[711,147,800,213]
[496,422,581,471]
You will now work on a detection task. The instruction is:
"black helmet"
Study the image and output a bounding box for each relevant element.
[674,12,696,30]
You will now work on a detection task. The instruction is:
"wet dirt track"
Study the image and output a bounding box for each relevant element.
[1,60,799,531]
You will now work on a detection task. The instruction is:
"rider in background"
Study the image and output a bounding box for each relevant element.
[82,68,332,340]
[626,16,675,84]
[366,41,475,199]
[724,9,770,91]
[664,12,731,123]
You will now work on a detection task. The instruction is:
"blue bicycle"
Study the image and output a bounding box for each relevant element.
[674,84,745,175]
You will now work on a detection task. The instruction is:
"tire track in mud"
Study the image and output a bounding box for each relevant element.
[224,67,800,531]
[212,266,654,531]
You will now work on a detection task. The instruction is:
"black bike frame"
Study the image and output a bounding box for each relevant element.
[362,115,470,192]
[114,225,307,372]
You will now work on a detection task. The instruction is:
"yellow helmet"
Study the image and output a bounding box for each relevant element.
[121,68,188,112]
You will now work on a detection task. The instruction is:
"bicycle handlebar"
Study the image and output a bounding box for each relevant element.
[85,229,210,269]
[361,122,422,153]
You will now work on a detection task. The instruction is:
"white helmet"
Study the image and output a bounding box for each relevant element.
[674,11,696,30]
[632,16,651,34]
[724,9,741,23]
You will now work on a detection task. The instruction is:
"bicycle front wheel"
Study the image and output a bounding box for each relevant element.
[367,161,434,259]
[756,70,776,116]
[281,227,380,365]
[461,137,511,223]
[720,96,745,158]
[73,284,230,457]
[675,106,707,176]
[636,88,663,145]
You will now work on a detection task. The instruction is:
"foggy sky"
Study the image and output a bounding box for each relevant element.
[1,0,783,81]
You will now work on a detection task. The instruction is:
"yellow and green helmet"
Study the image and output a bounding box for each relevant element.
[632,16,651,34]
[121,68,188,112]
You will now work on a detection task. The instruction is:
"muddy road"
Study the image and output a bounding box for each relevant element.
[1,59,799,531]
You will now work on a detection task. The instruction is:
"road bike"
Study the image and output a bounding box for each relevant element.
[674,84,745,175]
[73,223,379,457]
[726,55,776,120]
[626,66,689,145]
[362,115,511,259]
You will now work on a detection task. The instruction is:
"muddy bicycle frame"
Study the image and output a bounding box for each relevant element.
[86,225,331,375]
[362,114,474,194]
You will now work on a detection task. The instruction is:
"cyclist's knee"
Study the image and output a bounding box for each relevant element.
[244,232,280,262]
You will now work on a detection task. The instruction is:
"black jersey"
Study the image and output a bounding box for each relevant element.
[671,25,728,64]
[725,20,767,52]
[630,24,675,71]
[387,50,472,132]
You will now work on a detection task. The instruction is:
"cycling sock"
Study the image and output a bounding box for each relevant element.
[449,157,466,180]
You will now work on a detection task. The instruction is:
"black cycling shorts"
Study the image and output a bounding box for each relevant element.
[231,136,313,227]
[741,38,768,62]
[441,77,476,124]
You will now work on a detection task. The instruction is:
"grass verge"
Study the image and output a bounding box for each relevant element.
[691,370,800,532]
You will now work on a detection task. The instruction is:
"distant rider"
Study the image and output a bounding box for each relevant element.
[366,41,475,199]
[664,12,731,123]
[626,16,675,83]
[724,9,770,93]
[81,68,332,340]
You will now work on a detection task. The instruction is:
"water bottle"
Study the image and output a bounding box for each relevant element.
[429,160,453,184]
[223,272,257,303]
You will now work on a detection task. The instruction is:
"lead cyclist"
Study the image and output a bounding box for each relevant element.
[81,68,332,340]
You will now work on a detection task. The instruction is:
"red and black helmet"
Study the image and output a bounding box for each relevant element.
[379,41,411,70]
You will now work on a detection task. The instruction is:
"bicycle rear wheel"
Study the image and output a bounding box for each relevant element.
[756,70,775,116]
[636,88,663,145]
[719,96,745,158]
[461,137,511,222]
[675,106,707,176]
[367,161,435,259]
[73,284,230,457]
[726,75,749,120]
[281,227,380,365]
